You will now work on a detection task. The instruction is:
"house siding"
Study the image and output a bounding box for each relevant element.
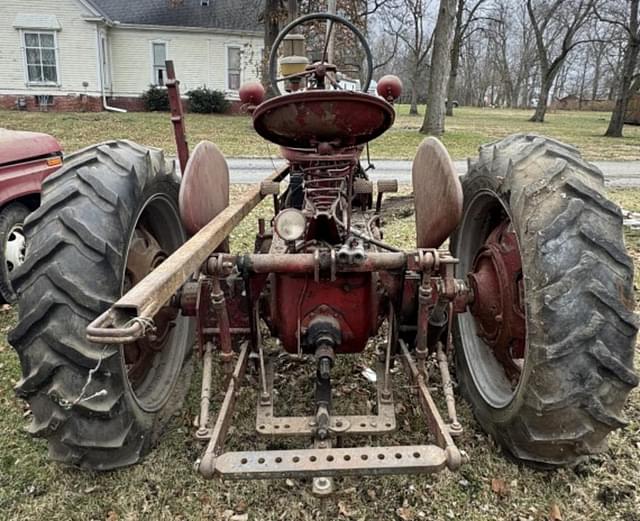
[109,27,263,98]
[0,0,101,97]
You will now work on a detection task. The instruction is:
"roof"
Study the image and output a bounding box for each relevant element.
[88,0,264,33]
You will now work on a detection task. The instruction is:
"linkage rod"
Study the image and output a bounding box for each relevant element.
[86,167,289,341]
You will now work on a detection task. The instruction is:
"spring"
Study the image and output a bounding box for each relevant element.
[302,160,355,214]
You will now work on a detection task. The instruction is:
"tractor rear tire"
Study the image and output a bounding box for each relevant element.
[9,140,193,470]
[452,133,638,466]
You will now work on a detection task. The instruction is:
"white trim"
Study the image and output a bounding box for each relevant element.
[224,43,242,92]
[149,39,169,86]
[20,29,62,88]
[114,22,262,37]
[76,0,106,18]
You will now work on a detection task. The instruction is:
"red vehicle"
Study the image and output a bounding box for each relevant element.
[0,129,63,302]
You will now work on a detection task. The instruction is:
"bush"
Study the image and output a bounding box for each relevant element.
[141,85,169,111]
[187,87,230,114]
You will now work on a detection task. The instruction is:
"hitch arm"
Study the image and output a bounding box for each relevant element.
[86,166,289,344]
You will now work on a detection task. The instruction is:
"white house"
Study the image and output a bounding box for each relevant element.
[0,0,265,111]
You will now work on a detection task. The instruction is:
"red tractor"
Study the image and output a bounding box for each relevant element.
[9,14,637,494]
[0,129,62,302]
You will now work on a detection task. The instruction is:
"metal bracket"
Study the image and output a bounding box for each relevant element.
[255,361,395,437]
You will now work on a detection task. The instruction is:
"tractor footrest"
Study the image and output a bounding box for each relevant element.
[214,444,448,479]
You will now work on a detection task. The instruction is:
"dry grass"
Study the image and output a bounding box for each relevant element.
[0,186,639,521]
[1,105,639,161]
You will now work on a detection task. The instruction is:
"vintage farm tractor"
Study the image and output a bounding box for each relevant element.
[9,14,638,494]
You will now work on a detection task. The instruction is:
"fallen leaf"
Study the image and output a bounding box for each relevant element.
[549,503,563,521]
[235,499,247,513]
[338,501,352,518]
[491,478,509,497]
[230,515,248,521]
[396,507,415,520]
[106,512,118,521]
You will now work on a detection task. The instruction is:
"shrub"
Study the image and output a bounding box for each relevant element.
[187,87,230,114]
[141,85,169,111]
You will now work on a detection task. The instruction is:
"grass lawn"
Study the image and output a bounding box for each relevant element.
[0,186,639,521]
[1,105,639,161]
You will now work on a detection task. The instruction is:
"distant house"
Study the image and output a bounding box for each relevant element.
[0,0,264,112]
[551,94,614,112]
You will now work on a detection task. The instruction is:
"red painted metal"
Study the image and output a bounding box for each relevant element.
[270,273,378,354]
[252,90,395,150]
[0,159,60,205]
[279,145,363,163]
[239,81,266,106]
[377,75,403,101]
[0,129,61,166]
[468,220,526,379]
[412,137,463,249]
[165,60,189,173]
[179,140,229,235]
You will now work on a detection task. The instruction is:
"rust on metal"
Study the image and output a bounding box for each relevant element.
[199,341,250,478]
[86,166,289,343]
[256,362,395,437]
[213,445,448,479]
[165,60,189,173]
[467,219,525,381]
[179,140,230,236]
[252,90,395,150]
[412,137,463,249]
[400,340,462,470]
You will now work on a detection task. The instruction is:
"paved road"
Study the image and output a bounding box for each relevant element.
[226,158,640,187]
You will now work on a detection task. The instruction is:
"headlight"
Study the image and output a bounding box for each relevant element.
[274,209,306,242]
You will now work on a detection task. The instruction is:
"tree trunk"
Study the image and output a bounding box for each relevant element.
[287,0,298,21]
[421,0,457,135]
[530,75,552,122]
[410,78,419,115]
[446,0,464,117]
[263,0,282,97]
[591,45,602,101]
[605,0,639,138]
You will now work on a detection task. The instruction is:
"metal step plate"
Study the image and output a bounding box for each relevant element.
[214,444,447,479]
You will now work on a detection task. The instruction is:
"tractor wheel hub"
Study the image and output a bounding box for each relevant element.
[467,220,525,380]
[124,226,177,386]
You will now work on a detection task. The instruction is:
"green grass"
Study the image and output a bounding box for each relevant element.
[0,187,639,521]
[2,105,639,161]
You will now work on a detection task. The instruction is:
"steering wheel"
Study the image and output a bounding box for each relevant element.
[268,13,374,97]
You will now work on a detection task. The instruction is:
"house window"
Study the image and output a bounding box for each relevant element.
[227,46,241,90]
[152,42,167,85]
[24,31,58,84]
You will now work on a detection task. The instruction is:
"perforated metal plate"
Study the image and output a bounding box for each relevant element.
[214,445,447,479]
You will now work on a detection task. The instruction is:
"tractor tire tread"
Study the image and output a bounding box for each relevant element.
[455,133,638,466]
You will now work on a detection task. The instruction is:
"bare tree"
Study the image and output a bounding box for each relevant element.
[382,0,434,115]
[420,0,457,134]
[598,0,640,137]
[446,0,488,116]
[526,0,598,122]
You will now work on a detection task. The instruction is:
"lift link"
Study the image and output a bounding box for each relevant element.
[209,256,234,376]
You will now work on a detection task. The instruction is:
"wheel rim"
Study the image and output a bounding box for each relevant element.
[5,223,26,273]
[456,189,526,408]
[120,194,189,413]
